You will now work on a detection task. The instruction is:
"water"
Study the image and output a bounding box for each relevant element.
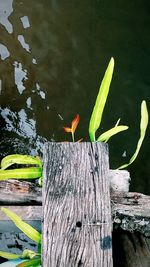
[0,0,150,194]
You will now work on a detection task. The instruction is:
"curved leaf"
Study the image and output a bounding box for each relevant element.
[16,258,41,267]
[0,167,42,181]
[0,251,21,260]
[89,57,115,141]
[1,208,41,244]
[1,154,42,170]
[118,100,148,169]
[97,125,128,142]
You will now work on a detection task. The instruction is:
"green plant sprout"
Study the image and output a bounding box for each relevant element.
[0,208,41,267]
[118,100,148,169]
[64,57,148,170]
[0,154,42,185]
[89,57,129,142]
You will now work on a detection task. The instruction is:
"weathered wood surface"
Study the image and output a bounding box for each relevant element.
[111,192,150,236]
[43,142,113,267]
[0,180,42,205]
[0,185,150,236]
[0,186,150,236]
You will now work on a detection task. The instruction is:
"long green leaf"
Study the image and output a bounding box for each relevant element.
[97,125,128,142]
[0,251,21,260]
[0,167,42,181]
[118,100,148,169]
[1,208,41,244]
[16,258,41,267]
[1,155,42,170]
[89,57,115,141]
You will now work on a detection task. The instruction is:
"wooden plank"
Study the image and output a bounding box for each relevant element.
[43,142,113,267]
[0,180,42,205]
[0,184,150,235]
[111,192,150,236]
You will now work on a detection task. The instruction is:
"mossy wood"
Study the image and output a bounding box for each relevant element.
[43,142,113,267]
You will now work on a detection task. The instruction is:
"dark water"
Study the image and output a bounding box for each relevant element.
[0,0,150,194]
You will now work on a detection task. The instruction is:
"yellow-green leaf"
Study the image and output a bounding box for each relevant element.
[118,100,148,169]
[89,57,115,141]
[16,258,41,267]
[1,208,41,244]
[0,167,42,181]
[104,118,121,142]
[97,125,128,142]
[1,154,42,170]
[22,250,40,260]
[0,251,21,260]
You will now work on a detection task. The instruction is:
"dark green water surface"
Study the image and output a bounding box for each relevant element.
[0,0,150,194]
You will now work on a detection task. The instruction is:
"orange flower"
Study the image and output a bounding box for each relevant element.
[63,114,80,142]
[63,114,80,134]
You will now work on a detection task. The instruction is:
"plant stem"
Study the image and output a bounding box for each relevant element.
[72,132,75,142]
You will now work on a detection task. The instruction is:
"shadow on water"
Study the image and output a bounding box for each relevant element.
[0,0,150,194]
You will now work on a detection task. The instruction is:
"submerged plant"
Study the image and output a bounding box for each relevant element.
[0,208,41,267]
[0,154,42,185]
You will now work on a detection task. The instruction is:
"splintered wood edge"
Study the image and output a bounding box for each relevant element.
[0,179,42,205]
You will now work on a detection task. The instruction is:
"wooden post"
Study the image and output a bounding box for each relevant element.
[43,142,113,267]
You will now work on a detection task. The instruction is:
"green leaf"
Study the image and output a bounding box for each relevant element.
[97,125,128,142]
[1,208,41,244]
[16,258,41,267]
[0,251,21,260]
[118,100,148,169]
[115,118,121,127]
[104,118,121,143]
[38,177,43,186]
[1,154,42,170]
[89,57,115,141]
[0,167,42,181]
[22,250,40,260]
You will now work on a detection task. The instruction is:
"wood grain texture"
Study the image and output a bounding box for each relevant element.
[0,180,42,205]
[43,142,113,267]
[0,184,150,235]
[111,192,150,236]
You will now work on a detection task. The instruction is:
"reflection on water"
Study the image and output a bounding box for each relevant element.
[20,15,30,29]
[0,43,10,60]
[0,0,150,194]
[18,35,30,52]
[0,0,13,33]
[13,61,28,94]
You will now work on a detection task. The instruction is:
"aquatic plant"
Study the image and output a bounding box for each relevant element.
[0,154,42,185]
[0,208,41,267]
